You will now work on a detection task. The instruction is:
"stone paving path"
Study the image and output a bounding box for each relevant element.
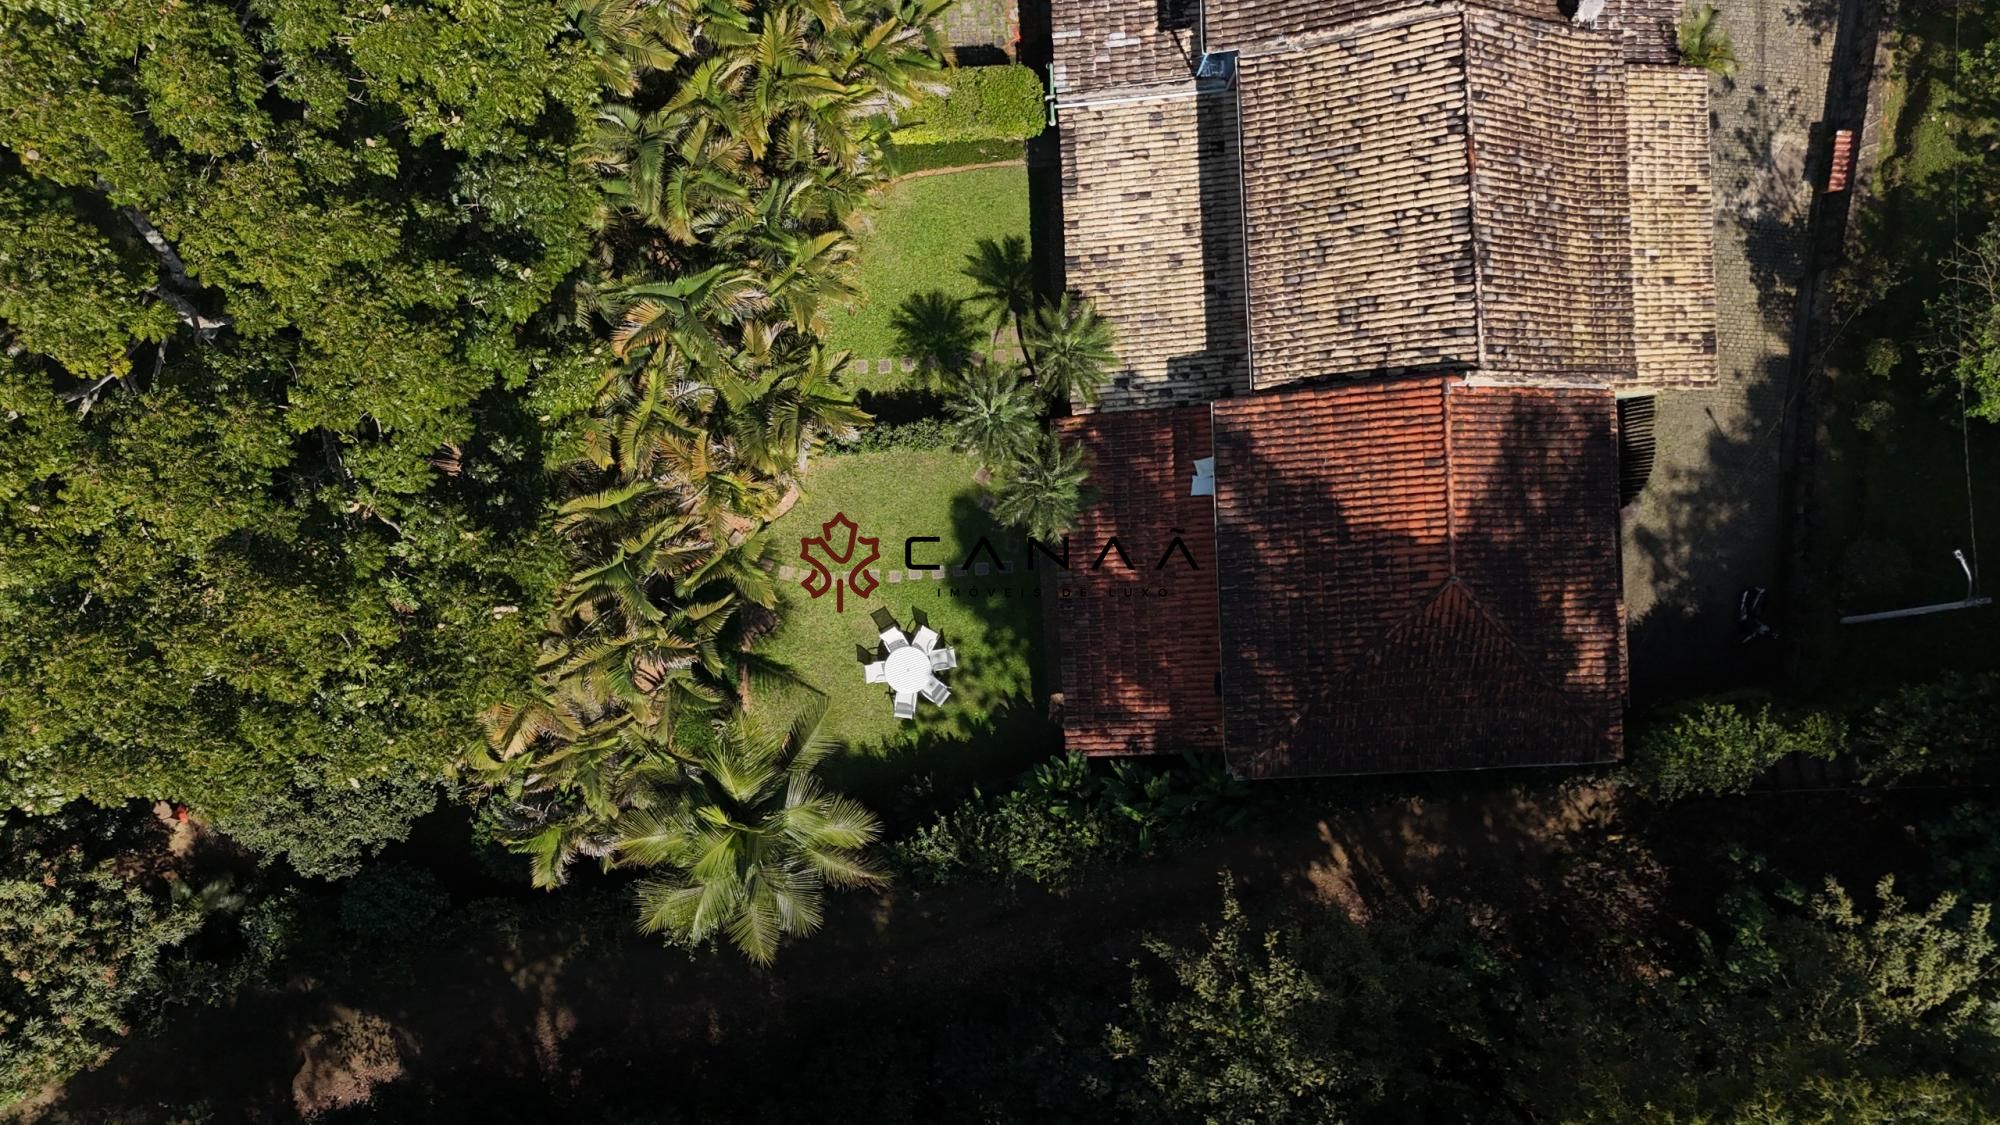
[1620,0,1839,699]
[940,0,1015,51]
[847,343,1026,381]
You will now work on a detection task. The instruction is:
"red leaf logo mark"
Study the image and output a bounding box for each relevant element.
[799,512,880,613]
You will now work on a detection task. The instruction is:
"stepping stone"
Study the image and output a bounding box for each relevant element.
[973,562,991,576]
[778,565,799,580]
[951,564,969,577]
[930,569,945,581]
[885,570,902,583]
[875,358,892,374]
[898,357,916,373]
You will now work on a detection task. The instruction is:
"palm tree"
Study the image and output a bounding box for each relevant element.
[993,432,1090,541]
[946,362,1039,470]
[890,290,982,384]
[963,235,1036,365]
[1025,294,1118,408]
[1676,3,1737,79]
[740,344,871,477]
[616,703,885,965]
[607,265,768,371]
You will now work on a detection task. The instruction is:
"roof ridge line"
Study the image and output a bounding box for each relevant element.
[1456,6,1490,372]
[1361,573,1593,721]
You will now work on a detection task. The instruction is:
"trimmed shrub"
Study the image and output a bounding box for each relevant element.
[887,138,1024,174]
[827,417,952,454]
[891,65,1046,145]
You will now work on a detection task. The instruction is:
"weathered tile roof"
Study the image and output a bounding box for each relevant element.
[1625,65,1719,388]
[1208,378,1625,777]
[1049,0,1197,97]
[1052,406,1225,755]
[1234,7,1636,389]
[1597,0,1680,64]
[1205,0,1676,63]
[1462,9,1634,380]
[1058,87,1251,411]
[1234,11,1480,382]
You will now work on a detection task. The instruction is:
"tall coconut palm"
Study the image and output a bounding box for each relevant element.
[946,362,1039,470]
[1025,293,1118,408]
[616,703,884,964]
[891,289,982,384]
[1676,3,1737,79]
[993,432,1090,541]
[963,235,1037,368]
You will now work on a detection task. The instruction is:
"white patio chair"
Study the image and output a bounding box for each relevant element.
[920,678,951,705]
[864,661,888,684]
[912,625,939,653]
[893,691,918,719]
[880,627,908,653]
[929,646,957,672]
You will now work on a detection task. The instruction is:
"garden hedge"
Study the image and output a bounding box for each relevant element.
[891,64,1046,145]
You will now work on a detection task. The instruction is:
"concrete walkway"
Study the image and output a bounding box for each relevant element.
[1621,0,1840,701]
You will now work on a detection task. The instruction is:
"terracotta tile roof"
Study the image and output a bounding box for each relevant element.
[1052,407,1225,755]
[1209,378,1625,777]
[1625,65,1719,388]
[1232,7,1637,389]
[1049,0,1197,97]
[1058,88,1251,411]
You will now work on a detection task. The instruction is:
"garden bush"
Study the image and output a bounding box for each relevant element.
[891,65,1046,145]
[1856,673,2000,783]
[886,138,1024,174]
[826,417,953,454]
[893,753,1248,887]
[1627,701,1845,799]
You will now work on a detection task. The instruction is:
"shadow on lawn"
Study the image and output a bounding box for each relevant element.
[823,491,1061,824]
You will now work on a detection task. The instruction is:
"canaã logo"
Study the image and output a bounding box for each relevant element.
[798,513,879,613]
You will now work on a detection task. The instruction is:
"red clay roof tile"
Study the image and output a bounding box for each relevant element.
[1052,378,1626,775]
[1053,407,1225,755]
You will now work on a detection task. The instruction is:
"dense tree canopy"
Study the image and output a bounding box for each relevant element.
[0,0,606,870]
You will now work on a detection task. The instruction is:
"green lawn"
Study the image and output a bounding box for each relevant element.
[825,163,1030,386]
[756,449,1050,785]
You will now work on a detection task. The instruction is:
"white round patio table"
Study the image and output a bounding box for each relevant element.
[885,645,932,694]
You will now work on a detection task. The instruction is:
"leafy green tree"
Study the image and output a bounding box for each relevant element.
[616,704,884,965]
[1677,2,1739,78]
[1025,293,1118,408]
[0,810,207,1108]
[993,432,1089,541]
[891,289,983,382]
[1108,879,1501,1125]
[946,363,1040,470]
[212,763,441,881]
[1924,227,2000,422]
[0,0,606,861]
